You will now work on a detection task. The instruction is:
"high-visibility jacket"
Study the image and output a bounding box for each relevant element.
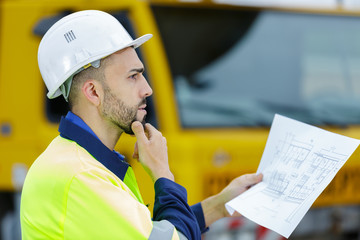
[20,112,205,239]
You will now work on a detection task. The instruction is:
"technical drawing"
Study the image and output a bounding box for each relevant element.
[225,115,360,238]
[265,171,290,197]
[260,131,350,222]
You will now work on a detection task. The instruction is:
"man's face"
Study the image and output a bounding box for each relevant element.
[100,47,152,134]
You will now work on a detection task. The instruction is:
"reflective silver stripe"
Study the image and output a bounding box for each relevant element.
[148,220,174,240]
[148,220,189,240]
[177,230,188,240]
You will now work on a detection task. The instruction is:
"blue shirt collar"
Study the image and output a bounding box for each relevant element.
[64,111,98,139]
[65,111,125,160]
[58,111,128,180]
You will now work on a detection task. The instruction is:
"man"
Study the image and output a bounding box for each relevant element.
[20,10,262,240]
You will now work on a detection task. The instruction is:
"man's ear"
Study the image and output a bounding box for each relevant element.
[81,80,102,106]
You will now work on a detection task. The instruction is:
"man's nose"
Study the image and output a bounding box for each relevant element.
[142,77,153,98]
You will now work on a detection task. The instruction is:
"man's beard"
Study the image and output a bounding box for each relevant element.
[101,84,146,135]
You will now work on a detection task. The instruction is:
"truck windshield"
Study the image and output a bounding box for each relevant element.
[152,6,360,127]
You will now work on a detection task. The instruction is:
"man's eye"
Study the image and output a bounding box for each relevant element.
[130,74,137,80]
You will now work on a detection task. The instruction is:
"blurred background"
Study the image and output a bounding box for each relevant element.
[1,0,360,239]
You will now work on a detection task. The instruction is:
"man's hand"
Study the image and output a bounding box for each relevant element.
[201,173,263,227]
[131,121,174,182]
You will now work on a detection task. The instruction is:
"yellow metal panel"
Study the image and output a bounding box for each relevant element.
[130,2,181,132]
[315,146,360,207]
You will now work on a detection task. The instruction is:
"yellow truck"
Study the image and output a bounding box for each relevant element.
[0,0,360,238]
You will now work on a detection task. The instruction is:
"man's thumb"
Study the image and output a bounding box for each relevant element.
[131,121,147,143]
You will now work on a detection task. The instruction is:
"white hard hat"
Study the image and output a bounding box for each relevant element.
[38,10,152,100]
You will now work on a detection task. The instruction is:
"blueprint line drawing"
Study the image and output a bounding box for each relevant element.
[264,133,347,203]
[225,114,360,238]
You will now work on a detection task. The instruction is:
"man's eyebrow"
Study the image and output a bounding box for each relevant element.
[128,68,144,74]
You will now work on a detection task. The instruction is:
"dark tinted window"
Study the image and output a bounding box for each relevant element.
[153,6,360,127]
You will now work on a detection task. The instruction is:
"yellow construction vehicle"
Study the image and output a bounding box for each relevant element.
[0,0,360,238]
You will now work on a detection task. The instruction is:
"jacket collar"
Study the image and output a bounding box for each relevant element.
[58,112,129,181]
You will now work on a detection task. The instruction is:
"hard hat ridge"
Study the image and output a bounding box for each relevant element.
[38,10,152,100]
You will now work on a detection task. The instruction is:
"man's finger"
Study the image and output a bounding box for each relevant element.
[133,142,139,159]
[131,121,148,143]
[144,123,161,139]
[242,173,263,187]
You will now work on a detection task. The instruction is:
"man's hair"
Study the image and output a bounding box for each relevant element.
[68,57,110,109]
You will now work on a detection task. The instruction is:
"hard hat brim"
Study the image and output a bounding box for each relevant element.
[132,33,153,49]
